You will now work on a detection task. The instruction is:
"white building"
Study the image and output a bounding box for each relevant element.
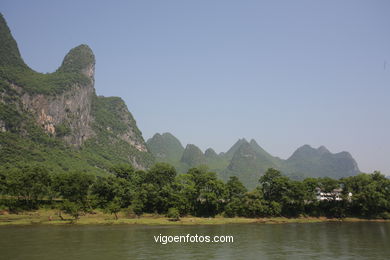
[315,187,352,201]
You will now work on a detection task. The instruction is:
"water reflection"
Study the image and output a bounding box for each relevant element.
[0,222,389,260]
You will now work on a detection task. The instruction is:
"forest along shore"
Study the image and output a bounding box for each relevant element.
[1,209,390,226]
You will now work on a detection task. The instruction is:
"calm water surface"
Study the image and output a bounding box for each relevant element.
[1,222,389,259]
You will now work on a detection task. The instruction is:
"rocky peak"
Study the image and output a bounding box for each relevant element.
[180,144,205,167]
[147,132,184,162]
[225,138,249,158]
[58,44,95,77]
[0,13,153,169]
[0,13,26,68]
[204,148,218,158]
[317,145,330,154]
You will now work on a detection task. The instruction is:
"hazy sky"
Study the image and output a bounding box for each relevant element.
[1,1,389,174]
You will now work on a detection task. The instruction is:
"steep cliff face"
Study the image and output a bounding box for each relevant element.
[4,44,96,147]
[19,81,95,147]
[0,13,153,171]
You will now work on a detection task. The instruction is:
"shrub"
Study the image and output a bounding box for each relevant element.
[166,207,180,221]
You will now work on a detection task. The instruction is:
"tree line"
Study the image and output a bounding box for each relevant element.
[0,163,389,220]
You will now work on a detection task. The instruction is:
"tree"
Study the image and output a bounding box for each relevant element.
[342,172,390,217]
[91,176,127,208]
[186,168,228,217]
[104,197,121,220]
[54,172,94,204]
[144,163,176,187]
[259,168,290,202]
[110,164,135,181]
[197,177,227,217]
[226,176,247,201]
[61,200,83,221]
[134,163,177,214]
[224,197,243,217]
[318,177,339,192]
[5,165,52,209]
[170,174,197,215]
[282,181,306,217]
[53,172,94,218]
[131,196,144,217]
[0,168,7,196]
[240,189,268,217]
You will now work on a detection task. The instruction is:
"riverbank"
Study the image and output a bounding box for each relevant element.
[1,209,389,226]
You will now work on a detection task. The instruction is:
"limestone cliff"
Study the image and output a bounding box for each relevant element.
[0,13,153,171]
[14,45,96,147]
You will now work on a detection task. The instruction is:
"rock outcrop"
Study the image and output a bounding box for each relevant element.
[0,13,153,171]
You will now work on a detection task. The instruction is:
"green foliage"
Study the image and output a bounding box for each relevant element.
[226,176,247,200]
[61,200,83,220]
[187,167,227,217]
[259,168,290,202]
[148,134,360,189]
[131,197,144,217]
[145,163,176,186]
[180,144,205,167]
[55,123,71,137]
[0,92,153,176]
[341,172,390,218]
[109,164,135,180]
[2,165,51,209]
[0,103,23,131]
[225,141,282,190]
[53,172,95,208]
[166,207,180,221]
[103,198,122,220]
[0,14,26,68]
[0,164,389,220]
[57,45,94,74]
[239,189,267,217]
[0,16,92,95]
[0,14,154,174]
[147,132,184,164]
[84,95,154,170]
[0,67,91,95]
[285,145,359,179]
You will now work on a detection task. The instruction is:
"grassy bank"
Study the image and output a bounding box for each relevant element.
[1,209,390,226]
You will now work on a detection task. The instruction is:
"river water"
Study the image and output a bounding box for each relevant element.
[1,222,389,259]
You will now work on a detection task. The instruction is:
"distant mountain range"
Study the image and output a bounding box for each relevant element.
[147,133,360,189]
[0,13,361,187]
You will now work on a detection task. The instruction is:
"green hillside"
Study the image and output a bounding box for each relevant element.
[180,144,205,168]
[0,13,154,173]
[148,132,361,189]
[223,140,281,189]
[146,133,184,164]
[285,145,360,179]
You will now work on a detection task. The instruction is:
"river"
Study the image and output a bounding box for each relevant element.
[1,222,389,259]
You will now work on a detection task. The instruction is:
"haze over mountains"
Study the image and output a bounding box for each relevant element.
[147,133,360,189]
[0,13,361,188]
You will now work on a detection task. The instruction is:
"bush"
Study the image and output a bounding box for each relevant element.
[61,200,83,220]
[166,207,180,221]
[103,200,121,220]
[131,199,144,217]
[123,206,136,218]
[380,212,390,220]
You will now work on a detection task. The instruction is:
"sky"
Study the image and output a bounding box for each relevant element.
[1,0,389,174]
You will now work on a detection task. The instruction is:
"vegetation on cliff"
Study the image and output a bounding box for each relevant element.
[0,13,153,172]
[147,133,360,189]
